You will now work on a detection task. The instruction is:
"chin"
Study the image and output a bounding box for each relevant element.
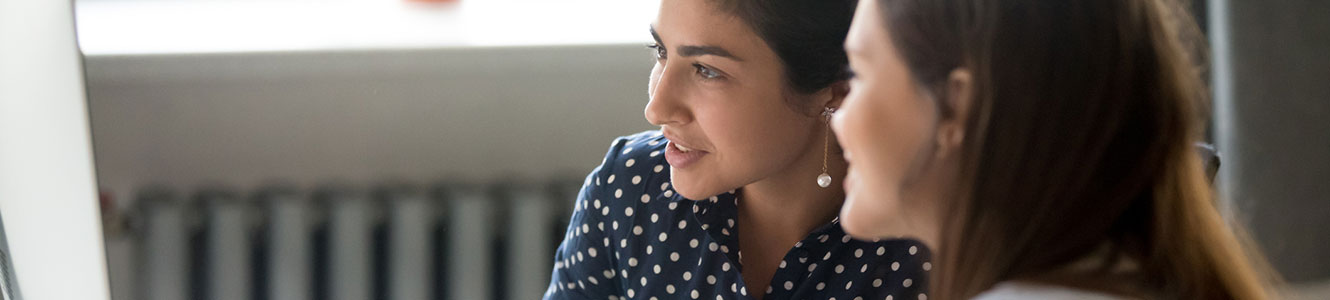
[838,210,877,239]
[670,179,720,201]
[668,170,726,201]
[839,204,896,240]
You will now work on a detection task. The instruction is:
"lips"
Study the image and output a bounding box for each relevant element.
[662,131,709,169]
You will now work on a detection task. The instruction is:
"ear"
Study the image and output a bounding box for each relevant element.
[937,69,973,156]
[817,81,851,113]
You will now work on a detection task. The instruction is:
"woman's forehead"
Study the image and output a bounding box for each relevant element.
[654,0,772,60]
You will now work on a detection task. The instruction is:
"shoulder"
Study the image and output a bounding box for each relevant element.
[547,131,670,295]
[587,130,672,205]
[592,130,670,187]
[599,130,669,167]
[971,282,1133,300]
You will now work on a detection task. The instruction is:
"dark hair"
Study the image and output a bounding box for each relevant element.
[710,0,858,98]
[876,0,1275,299]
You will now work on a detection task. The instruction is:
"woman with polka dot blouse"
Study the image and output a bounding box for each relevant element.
[544,0,928,299]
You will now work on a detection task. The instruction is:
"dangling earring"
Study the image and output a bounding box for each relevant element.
[817,107,836,188]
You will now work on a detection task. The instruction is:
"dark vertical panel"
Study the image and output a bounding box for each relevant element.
[1212,0,1330,283]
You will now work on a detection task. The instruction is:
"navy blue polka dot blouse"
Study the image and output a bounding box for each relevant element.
[545,131,931,300]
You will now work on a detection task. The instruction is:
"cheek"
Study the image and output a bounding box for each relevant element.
[701,93,812,176]
[840,81,936,238]
[705,103,789,160]
[871,81,935,182]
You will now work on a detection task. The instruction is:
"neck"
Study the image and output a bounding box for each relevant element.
[738,134,847,239]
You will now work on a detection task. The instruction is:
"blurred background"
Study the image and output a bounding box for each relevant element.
[66,0,1327,299]
[81,0,657,299]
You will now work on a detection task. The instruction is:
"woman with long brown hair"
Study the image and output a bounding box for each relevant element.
[831,0,1276,299]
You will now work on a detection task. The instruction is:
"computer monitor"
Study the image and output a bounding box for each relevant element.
[0,0,113,299]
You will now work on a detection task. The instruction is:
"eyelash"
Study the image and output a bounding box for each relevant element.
[692,63,722,80]
[647,43,666,60]
[648,43,725,81]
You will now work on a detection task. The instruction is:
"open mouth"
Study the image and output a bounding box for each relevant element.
[664,140,708,169]
[674,142,697,153]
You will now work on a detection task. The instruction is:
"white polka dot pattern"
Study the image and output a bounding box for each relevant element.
[544,132,930,300]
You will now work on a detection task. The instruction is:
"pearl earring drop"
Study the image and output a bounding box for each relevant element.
[817,107,836,188]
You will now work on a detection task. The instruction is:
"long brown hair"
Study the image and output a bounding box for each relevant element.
[876,0,1276,299]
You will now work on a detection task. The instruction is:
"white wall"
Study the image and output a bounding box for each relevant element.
[84,44,656,299]
[86,44,656,205]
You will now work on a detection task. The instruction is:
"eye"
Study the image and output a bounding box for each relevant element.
[646,43,666,60]
[693,63,722,80]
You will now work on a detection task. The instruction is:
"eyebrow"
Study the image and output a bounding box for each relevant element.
[678,45,742,61]
[649,26,744,62]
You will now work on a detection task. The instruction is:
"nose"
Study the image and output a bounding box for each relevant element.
[830,98,849,140]
[644,62,691,126]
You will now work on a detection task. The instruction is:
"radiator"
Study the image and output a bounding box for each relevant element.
[126,181,578,300]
